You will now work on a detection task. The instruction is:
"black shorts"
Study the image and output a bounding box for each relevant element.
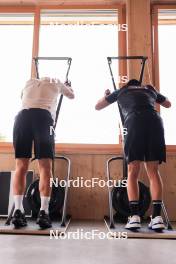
[13,109,55,159]
[124,110,166,164]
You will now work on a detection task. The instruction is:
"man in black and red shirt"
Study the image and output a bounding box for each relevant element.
[95,79,171,230]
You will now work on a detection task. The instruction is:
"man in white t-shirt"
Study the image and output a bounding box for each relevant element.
[12,77,74,229]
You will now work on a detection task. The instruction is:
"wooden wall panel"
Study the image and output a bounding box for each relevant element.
[159,156,176,220]
[66,155,93,220]
[0,151,176,220]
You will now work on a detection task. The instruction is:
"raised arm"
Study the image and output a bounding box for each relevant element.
[56,79,75,99]
[160,98,171,108]
[95,89,118,110]
[95,90,111,110]
[147,85,171,108]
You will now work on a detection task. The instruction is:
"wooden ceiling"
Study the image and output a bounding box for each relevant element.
[0,0,175,6]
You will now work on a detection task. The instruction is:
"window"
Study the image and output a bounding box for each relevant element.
[158,9,176,145]
[39,10,119,144]
[0,13,34,142]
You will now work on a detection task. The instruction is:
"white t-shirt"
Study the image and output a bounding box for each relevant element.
[21,77,73,121]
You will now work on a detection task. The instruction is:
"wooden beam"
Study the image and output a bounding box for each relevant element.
[152,5,161,113]
[38,4,121,10]
[0,6,35,12]
[31,6,40,78]
[126,0,153,84]
[158,20,176,24]
[152,4,176,9]
[118,4,127,77]
[152,5,160,89]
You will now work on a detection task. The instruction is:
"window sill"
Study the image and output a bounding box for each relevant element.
[0,143,122,155]
[0,143,176,155]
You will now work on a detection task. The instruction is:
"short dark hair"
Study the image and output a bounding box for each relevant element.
[126,79,141,86]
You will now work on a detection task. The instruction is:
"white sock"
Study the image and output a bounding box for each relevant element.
[40,196,50,214]
[14,195,24,213]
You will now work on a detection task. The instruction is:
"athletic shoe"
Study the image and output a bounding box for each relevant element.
[148,216,165,231]
[36,210,52,229]
[12,209,27,228]
[125,215,141,230]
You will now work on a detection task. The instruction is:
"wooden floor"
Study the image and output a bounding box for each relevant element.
[104,217,176,239]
